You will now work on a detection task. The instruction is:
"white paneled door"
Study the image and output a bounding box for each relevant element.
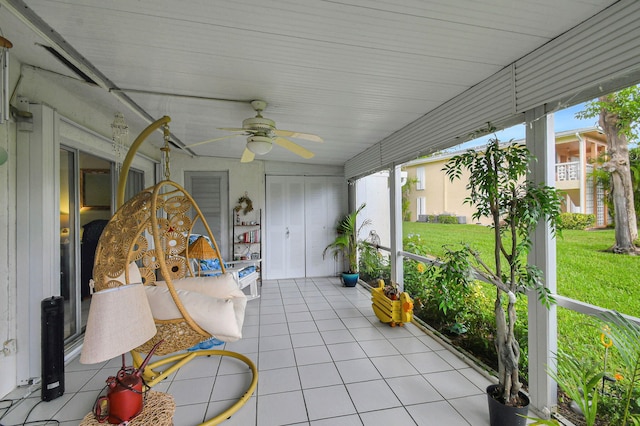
[265,176,346,279]
[305,177,347,277]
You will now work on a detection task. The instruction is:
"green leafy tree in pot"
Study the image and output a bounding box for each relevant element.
[323,203,371,274]
[440,136,563,406]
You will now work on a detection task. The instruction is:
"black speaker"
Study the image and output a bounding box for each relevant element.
[41,296,65,401]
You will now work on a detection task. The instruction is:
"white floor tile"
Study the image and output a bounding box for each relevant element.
[388,336,432,354]
[358,339,400,357]
[404,351,454,374]
[405,400,471,426]
[287,311,315,322]
[336,358,382,383]
[168,376,215,405]
[303,384,357,421]
[348,326,385,341]
[311,310,339,320]
[327,342,368,361]
[210,371,255,402]
[259,334,292,351]
[260,322,290,337]
[386,375,444,405]
[294,345,333,365]
[316,318,347,331]
[291,331,325,348]
[370,354,418,378]
[424,370,484,399]
[257,366,301,395]
[258,348,296,370]
[310,414,363,425]
[257,390,308,426]
[448,393,491,425]
[299,362,343,389]
[207,396,257,425]
[321,329,356,344]
[359,406,416,426]
[288,320,319,334]
[173,402,207,426]
[346,379,401,412]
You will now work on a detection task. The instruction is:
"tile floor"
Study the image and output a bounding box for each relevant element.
[1,277,499,426]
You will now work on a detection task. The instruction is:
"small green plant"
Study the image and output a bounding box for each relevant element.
[600,311,640,426]
[558,212,596,230]
[323,203,371,274]
[359,241,390,282]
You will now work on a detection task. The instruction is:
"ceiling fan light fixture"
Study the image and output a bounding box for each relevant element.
[246,135,273,155]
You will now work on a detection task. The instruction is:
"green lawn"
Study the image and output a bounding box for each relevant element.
[402,222,640,366]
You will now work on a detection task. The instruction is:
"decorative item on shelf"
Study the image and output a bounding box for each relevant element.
[234,192,253,216]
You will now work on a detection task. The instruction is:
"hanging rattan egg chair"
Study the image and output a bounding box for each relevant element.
[90,116,257,425]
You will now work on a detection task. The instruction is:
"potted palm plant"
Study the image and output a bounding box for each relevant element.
[323,203,371,287]
[440,136,563,426]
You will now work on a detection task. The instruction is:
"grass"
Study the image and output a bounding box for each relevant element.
[402,222,640,371]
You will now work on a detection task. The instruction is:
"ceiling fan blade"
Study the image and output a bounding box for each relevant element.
[218,127,248,132]
[275,137,315,159]
[240,148,255,163]
[274,129,323,143]
[185,133,242,148]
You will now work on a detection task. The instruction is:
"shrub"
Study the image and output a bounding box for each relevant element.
[437,214,458,224]
[358,243,390,282]
[558,212,596,230]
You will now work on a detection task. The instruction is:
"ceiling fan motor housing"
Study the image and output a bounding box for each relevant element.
[242,116,276,132]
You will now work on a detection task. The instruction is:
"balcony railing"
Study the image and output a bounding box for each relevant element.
[556,161,580,181]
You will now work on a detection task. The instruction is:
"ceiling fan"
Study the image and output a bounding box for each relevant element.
[185,100,323,163]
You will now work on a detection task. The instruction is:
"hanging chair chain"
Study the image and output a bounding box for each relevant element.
[160,123,171,180]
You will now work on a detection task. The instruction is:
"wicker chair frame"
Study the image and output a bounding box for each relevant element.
[91,116,257,425]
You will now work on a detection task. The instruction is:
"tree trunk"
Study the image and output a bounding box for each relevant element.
[599,99,638,253]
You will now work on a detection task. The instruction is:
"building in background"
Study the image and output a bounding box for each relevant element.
[403,128,609,226]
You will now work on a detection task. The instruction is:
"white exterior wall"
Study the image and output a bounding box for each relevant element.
[0,62,162,396]
[355,172,390,248]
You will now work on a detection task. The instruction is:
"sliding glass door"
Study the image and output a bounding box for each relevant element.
[59,148,144,344]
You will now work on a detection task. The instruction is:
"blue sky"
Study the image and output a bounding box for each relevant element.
[454,102,596,151]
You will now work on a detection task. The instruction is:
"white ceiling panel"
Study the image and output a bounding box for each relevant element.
[0,0,622,165]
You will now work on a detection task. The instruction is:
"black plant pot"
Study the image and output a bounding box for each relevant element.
[486,384,529,426]
[341,272,359,287]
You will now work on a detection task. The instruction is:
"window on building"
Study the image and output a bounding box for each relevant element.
[416,167,425,190]
[417,196,426,217]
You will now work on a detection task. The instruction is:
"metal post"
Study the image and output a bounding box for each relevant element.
[525,106,558,418]
[389,165,404,290]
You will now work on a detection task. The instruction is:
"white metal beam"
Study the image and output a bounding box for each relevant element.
[389,165,403,290]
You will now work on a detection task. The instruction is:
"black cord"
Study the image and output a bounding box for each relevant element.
[0,398,61,426]
[21,399,42,426]
[0,399,16,421]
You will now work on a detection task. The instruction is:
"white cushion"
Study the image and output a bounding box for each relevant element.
[145,274,247,342]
